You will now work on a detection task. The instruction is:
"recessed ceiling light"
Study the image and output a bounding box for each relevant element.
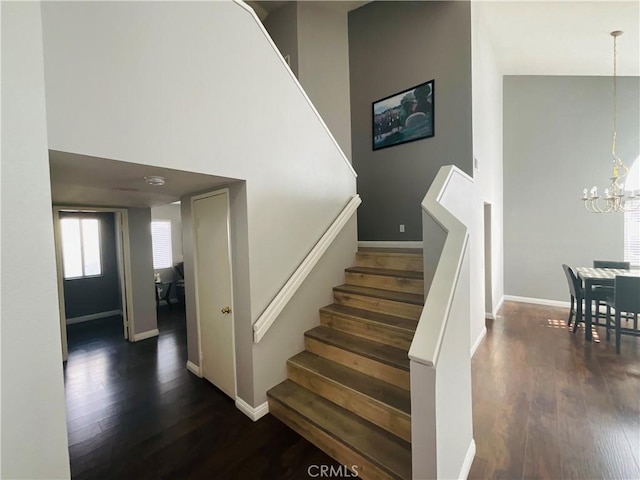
[144,175,166,186]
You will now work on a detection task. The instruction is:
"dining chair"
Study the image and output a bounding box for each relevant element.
[605,275,640,354]
[593,260,631,324]
[562,264,583,328]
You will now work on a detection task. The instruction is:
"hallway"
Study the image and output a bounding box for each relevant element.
[64,308,339,479]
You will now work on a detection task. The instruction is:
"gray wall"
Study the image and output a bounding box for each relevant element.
[263,2,352,161]
[62,211,121,319]
[349,1,473,241]
[297,2,352,161]
[127,207,158,335]
[263,2,298,77]
[504,76,640,301]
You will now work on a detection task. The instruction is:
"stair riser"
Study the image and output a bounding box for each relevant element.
[287,362,411,443]
[320,310,414,351]
[334,291,422,321]
[304,336,410,391]
[356,253,423,272]
[345,272,424,295]
[268,399,400,480]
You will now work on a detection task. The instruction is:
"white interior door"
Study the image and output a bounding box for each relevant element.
[193,190,236,398]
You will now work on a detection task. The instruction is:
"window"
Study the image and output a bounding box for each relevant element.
[61,218,102,279]
[624,158,640,266]
[151,220,173,269]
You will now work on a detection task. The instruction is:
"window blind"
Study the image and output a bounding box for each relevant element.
[151,220,173,269]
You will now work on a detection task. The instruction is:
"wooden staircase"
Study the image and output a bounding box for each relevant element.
[267,247,423,480]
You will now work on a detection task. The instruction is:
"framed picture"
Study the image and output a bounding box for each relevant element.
[372,79,434,151]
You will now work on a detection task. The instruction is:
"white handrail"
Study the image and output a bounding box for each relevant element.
[253,195,362,342]
[408,166,472,367]
[233,0,357,179]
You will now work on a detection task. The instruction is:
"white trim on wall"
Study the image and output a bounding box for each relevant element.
[133,329,159,342]
[66,309,123,325]
[471,327,487,358]
[493,295,504,317]
[186,361,202,377]
[235,397,269,422]
[358,241,423,249]
[458,440,477,480]
[504,295,570,309]
[253,195,361,343]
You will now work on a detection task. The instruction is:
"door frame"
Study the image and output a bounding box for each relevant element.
[53,206,135,360]
[191,188,237,398]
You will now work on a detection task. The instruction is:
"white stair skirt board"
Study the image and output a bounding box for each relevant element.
[471,327,487,358]
[186,360,202,377]
[504,295,570,309]
[358,241,423,249]
[66,309,123,325]
[133,329,159,342]
[235,397,269,422]
[458,440,477,480]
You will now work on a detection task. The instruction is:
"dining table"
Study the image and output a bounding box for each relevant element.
[575,267,640,341]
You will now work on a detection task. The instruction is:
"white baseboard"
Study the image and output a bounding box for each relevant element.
[235,397,269,422]
[471,327,487,358]
[458,439,476,480]
[485,312,495,320]
[358,241,423,249]
[66,309,122,325]
[186,360,202,377]
[133,328,159,342]
[504,295,570,308]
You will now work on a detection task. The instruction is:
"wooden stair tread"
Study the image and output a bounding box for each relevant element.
[334,284,424,306]
[345,265,424,280]
[290,351,410,414]
[320,304,418,334]
[358,247,423,256]
[268,380,412,480]
[306,326,410,371]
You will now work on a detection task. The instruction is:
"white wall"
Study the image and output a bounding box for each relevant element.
[40,1,357,406]
[471,3,504,333]
[1,2,71,478]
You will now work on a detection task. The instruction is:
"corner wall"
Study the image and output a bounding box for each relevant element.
[349,1,473,241]
[1,2,71,477]
[504,76,639,301]
[471,2,504,336]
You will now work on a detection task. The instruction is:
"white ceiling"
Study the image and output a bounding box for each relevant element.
[478,1,640,76]
[248,0,370,21]
[49,151,236,208]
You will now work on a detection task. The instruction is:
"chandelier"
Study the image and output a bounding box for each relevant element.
[582,30,636,213]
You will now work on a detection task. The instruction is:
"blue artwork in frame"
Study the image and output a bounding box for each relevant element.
[372,79,435,151]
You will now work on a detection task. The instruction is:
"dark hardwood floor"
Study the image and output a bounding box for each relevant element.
[66,302,640,479]
[469,301,640,480]
[64,307,342,479]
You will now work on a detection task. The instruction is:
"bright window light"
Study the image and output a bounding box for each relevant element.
[624,157,640,266]
[61,218,102,279]
[151,221,173,269]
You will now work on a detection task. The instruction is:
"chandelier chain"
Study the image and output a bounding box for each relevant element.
[613,33,617,157]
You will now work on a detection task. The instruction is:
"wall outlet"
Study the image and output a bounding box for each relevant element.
[399,224,405,233]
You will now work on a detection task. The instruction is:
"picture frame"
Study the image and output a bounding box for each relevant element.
[372,79,435,151]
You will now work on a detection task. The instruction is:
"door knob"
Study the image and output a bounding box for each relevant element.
[221,306,231,314]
